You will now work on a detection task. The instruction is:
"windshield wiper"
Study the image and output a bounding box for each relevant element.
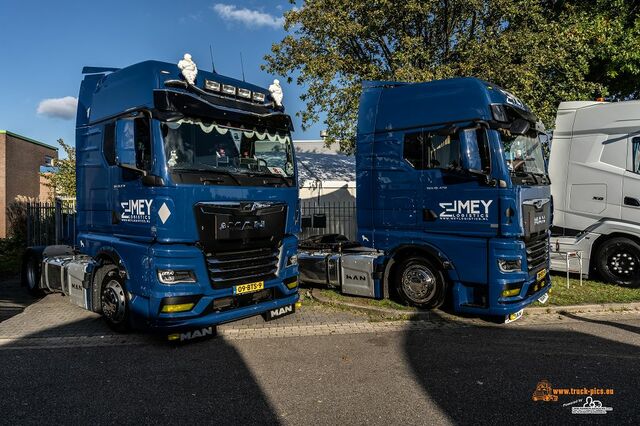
[242,171,293,186]
[511,170,538,185]
[171,167,242,186]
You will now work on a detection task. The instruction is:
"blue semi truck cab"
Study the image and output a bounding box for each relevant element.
[299,78,551,320]
[23,56,300,336]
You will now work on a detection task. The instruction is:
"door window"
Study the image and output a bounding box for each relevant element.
[632,137,640,174]
[403,131,461,170]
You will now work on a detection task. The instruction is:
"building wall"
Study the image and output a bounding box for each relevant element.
[0,132,58,238]
[0,133,6,238]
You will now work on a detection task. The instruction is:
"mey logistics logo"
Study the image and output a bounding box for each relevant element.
[121,199,153,223]
[439,199,493,221]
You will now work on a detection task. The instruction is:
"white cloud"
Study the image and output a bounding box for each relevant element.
[212,3,284,29]
[37,96,78,120]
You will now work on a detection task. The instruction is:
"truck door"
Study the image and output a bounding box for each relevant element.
[112,116,155,240]
[372,137,421,230]
[411,128,499,237]
[622,135,640,222]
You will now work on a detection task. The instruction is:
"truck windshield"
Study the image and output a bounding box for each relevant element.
[161,118,295,177]
[500,130,547,180]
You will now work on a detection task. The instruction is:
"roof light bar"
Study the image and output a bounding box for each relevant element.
[238,88,252,99]
[222,84,236,95]
[205,80,221,91]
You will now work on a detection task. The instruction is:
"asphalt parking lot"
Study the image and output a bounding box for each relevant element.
[1,276,639,424]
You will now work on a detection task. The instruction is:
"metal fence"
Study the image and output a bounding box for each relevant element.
[300,201,357,241]
[25,199,76,247]
[22,198,355,245]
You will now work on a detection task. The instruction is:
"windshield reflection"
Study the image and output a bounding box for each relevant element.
[161,119,295,178]
[501,130,547,176]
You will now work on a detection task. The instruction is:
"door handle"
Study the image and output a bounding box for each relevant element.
[624,196,640,207]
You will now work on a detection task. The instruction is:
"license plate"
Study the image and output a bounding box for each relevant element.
[537,293,549,304]
[536,268,547,281]
[263,304,295,321]
[505,309,523,324]
[233,281,264,295]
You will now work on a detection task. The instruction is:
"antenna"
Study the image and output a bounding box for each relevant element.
[240,52,246,82]
[209,45,216,73]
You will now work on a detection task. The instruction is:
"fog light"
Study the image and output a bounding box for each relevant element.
[286,280,298,289]
[161,303,195,313]
[158,269,196,284]
[498,259,522,273]
[501,287,521,297]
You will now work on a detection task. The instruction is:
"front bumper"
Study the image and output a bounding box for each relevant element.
[126,237,299,332]
[140,293,299,332]
[452,236,551,316]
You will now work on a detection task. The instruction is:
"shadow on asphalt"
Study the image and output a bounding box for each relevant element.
[0,275,41,323]
[403,310,638,424]
[0,307,281,423]
[560,311,640,336]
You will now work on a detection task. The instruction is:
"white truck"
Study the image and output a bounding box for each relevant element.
[549,100,640,286]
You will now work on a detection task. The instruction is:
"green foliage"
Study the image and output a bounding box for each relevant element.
[0,238,22,275]
[42,139,76,198]
[265,0,640,152]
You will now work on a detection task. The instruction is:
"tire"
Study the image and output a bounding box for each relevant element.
[393,256,446,309]
[595,237,640,287]
[22,251,44,297]
[98,266,131,332]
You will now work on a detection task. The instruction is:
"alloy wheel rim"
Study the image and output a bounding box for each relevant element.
[607,248,639,280]
[101,280,126,323]
[401,265,437,303]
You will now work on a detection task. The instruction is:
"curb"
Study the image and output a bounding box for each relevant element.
[309,289,640,317]
[525,302,640,315]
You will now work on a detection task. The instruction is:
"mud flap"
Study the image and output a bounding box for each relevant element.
[262,304,295,321]
[167,326,217,343]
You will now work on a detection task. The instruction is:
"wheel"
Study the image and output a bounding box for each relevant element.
[99,266,131,332]
[393,256,446,309]
[22,252,44,297]
[595,237,640,287]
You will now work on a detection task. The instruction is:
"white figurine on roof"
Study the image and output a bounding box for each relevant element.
[178,53,198,85]
[269,79,283,107]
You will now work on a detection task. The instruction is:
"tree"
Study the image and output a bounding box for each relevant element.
[264,0,640,152]
[42,139,76,198]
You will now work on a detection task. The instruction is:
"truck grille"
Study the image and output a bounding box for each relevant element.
[205,247,279,288]
[525,234,549,272]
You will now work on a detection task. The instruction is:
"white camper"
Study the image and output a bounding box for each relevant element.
[549,100,640,286]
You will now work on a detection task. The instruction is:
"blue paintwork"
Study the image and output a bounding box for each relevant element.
[357,78,551,316]
[74,60,299,331]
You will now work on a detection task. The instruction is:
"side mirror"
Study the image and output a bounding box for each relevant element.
[115,120,138,168]
[459,129,483,171]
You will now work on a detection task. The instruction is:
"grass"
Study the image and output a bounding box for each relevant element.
[316,288,415,311]
[0,238,22,276]
[535,274,640,306]
[309,273,640,311]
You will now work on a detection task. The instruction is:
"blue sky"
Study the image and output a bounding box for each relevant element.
[0,0,323,154]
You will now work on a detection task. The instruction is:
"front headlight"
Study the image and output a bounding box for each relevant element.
[498,259,522,273]
[287,254,298,266]
[157,269,197,284]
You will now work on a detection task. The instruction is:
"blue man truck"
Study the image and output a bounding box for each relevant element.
[22,55,300,337]
[299,78,551,321]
